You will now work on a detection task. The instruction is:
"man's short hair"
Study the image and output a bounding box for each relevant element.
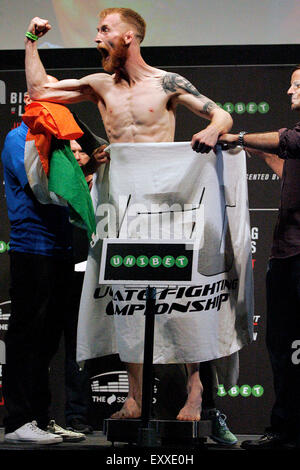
[99,7,146,43]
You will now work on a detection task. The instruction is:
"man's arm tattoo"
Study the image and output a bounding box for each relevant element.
[161,73,218,115]
[203,100,217,114]
[161,72,201,97]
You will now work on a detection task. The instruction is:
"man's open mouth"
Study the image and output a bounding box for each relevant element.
[98,45,110,60]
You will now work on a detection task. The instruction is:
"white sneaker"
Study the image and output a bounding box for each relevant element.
[47,420,86,442]
[4,421,63,444]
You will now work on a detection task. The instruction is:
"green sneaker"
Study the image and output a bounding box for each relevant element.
[210,410,238,446]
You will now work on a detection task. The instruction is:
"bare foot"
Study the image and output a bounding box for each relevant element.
[176,400,201,421]
[176,365,203,421]
[110,397,141,419]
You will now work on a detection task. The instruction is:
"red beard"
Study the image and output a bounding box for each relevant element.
[100,37,129,82]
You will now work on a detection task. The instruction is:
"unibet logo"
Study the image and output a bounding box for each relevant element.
[239,385,252,397]
[0,241,8,254]
[217,384,264,397]
[110,254,188,268]
[110,255,123,267]
[137,255,149,268]
[216,102,269,114]
[175,256,188,268]
[251,385,264,397]
[163,255,175,268]
[149,256,162,268]
[124,255,136,267]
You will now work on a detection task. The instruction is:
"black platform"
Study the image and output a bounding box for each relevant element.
[103,418,212,447]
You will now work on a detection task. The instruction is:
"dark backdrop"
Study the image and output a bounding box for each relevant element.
[0,44,299,434]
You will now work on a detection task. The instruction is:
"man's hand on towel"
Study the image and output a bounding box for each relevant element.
[92,145,110,166]
[191,124,221,153]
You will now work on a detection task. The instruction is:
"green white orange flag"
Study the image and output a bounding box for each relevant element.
[23,101,97,245]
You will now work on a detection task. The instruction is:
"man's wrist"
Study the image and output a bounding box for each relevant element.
[25,31,39,42]
[238,131,247,148]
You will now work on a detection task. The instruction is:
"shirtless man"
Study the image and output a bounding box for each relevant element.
[25,7,233,422]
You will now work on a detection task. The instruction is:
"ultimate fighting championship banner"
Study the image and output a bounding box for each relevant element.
[0,64,295,433]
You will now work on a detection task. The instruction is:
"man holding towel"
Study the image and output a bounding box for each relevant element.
[24,7,232,423]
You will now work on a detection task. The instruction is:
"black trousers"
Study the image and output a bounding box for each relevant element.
[266,255,300,436]
[3,251,73,433]
[64,271,90,424]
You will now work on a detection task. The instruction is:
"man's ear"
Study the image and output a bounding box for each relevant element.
[24,93,32,105]
[124,30,134,45]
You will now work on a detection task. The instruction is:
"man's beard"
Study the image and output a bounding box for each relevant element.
[291,98,300,111]
[99,37,129,82]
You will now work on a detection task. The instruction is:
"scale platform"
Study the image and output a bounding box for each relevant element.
[101,242,212,448]
[103,418,212,447]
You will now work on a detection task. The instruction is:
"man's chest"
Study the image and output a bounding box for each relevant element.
[102,81,171,120]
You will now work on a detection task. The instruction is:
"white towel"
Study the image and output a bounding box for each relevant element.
[77,143,253,382]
